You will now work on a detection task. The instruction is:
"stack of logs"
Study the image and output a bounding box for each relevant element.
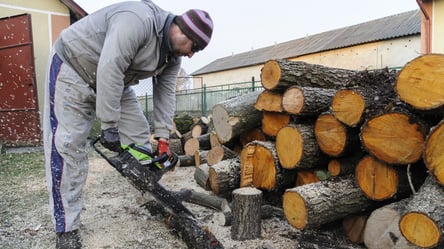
[174,54,444,248]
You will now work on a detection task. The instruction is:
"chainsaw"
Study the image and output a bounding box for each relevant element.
[91,137,194,217]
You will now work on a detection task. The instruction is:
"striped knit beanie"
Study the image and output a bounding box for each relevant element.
[175,9,213,51]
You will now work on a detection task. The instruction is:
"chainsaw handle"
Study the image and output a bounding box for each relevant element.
[91,136,120,168]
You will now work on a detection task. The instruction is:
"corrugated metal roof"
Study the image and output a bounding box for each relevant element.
[192,9,421,75]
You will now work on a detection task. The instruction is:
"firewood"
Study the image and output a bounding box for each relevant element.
[283,175,379,230]
[423,119,444,186]
[360,112,426,164]
[261,111,290,137]
[295,170,320,187]
[239,144,255,188]
[183,133,212,156]
[328,151,364,177]
[254,90,284,112]
[342,214,367,244]
[260,59,356,91]
[177,154,195,167]
[212,90,262,144]
[217,204,284,226]
[194,150,209,167]
[395,54,444,111]
[178,189,227,211]
[230,187,262,240]
[282,86,335,116]
[208,158,241,197]
[209,131,221,148]
[314,113,361,157]
[239,128,266,146]
[194,163,211,190]
[399,175,444,248]
[206,145,238,166]
[240,140,297,191]
[331,89,366,127]
[190,117,209,138]
[363,198,415,249]
[276,124,328,169]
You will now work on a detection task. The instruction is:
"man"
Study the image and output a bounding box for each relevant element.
[43,1,213,248]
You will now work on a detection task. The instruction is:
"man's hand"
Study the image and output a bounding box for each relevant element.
[157,138,171,157]
[100,127,121,152]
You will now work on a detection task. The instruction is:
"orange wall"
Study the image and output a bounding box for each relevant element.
[51,14,70,44]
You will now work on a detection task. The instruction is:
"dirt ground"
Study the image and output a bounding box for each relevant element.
[0,148,305,249]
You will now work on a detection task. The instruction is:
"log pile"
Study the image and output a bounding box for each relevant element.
[161,54,444,248]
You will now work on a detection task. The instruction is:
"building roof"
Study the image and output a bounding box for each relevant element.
[192,9,421,75]
[60,0,87,21]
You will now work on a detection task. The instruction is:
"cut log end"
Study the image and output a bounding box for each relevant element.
[424,121,444,186]
[282,87,304,114]
[252,145,276,190]
[355,156,398,201]
[332,89,365,127]
[283,191,307,230]
[212,105,232,144]
[276,125,303,169]
[314,114,347,157]
[261,60,281,90]
[328,159,341,177]
[400,212,442,248]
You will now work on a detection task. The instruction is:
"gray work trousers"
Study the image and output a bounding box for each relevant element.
[43,51,151,233]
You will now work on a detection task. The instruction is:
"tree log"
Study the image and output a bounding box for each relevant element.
[217,204,284,226]
[190,118,209,138]
[276,124,328,169]
[194,150,209,167]
[231,187,262,240]
[399,175,444,248]
[360,112,426,164]
[363,197,416,249]
[241,140,297,191]
[206,145,238,166]
[424,119,444,186]
[254,90,284,112]
[208,158,241,197]
[395,54,444,110]
[178,189,227,211]
[260,59,356,91]
[283,175,379,230]
[282,86,335,116]
[261,111,291,137]
[212,90,262,144]
[239,144,255,188]
[239,128,266,146]
[152,138,184,155]
[177,154,196,167]
[328,151,364,177]
[342,214,367,244]
[183,134,212,156]
[295,170,320,187]
[194,163,211,190]
[331,89,366,127]
[314,113,361,157]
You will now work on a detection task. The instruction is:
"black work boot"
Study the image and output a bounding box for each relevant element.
[56,229,82,249]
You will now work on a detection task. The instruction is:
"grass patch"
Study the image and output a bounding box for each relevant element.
[0,152,45,178]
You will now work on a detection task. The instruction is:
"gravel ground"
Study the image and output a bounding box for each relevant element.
[0,148,303,249]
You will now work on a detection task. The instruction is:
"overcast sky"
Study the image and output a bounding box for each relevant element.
[75,0,420,74]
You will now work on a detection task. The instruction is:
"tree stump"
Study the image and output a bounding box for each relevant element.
[399,175,444,248]
[231,187,262,241]
[212,91,262,144]
[423,120,444,186]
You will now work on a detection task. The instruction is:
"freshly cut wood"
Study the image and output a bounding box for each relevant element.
[239,144,255,187]
[400,176,444,248]
[217,204,284,227]
[395,54,444,110]
[423,120,444,186]
[295,170,320,187]
[342,214,367,244]
[231,187,262,240]
[363,198,416,249]
[194,150,209,167]
[242,140,297,191]
[261,111,291,137]
[239,128,266,146]
[208,158,241,197]
[282,86,335,116]
[331,89,365,127]
[328,152,364,177]
[177,154,195,167]
[314,113,360,157]
[260,59,356,91]
[212,91,262,144]
[194,163,211,190]
[206,145,238,166]
[360,112,425,164]
[190,118,209,138]
[209,131,221,148]
[142,199,223,249]
[283,175,378,230]
[276,124,328,169]
[254,90,284,112]
[183,134,211,156]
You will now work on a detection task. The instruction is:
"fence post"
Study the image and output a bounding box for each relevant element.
[252,76,255,91]
[145,92,149,120]
[202,84,207,116]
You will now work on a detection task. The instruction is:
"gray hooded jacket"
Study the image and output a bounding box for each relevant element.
[54,0,180,139]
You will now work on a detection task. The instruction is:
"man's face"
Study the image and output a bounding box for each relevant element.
[170,25,199,58]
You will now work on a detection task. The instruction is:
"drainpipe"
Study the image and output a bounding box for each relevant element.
[416,0,432,53]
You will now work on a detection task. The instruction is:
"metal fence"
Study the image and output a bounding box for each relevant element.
[136,79,263,123]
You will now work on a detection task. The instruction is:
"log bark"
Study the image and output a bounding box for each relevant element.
[178,189,227,211]
[217,204,284,226]
[194,163,211,190]
[342,214,367,244]
[212,91,262,144]
[276,124,328,169]
[360,112,426,164]
[399,175,444,248]
[241,140,297,191]
[314,113,361,157]
[283,175,379,230]
[261,111,291,137]
[363,198,416,249]
[142,199,223,249]
[282,86,335,116]
[177,154,196,167]
[254,90,284,112]
[424,119,444,186]
[395,54,444,110]
[208,158,241,197]
[260,59,356,91]
[206,145,238,166]
[231,187,262,240]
